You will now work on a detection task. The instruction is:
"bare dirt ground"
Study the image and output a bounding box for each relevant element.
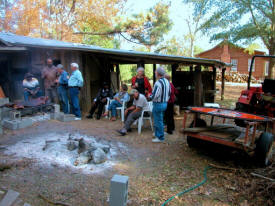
[0,84,274,206]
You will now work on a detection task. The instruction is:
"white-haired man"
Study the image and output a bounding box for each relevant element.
[68,63,83,120]
[150,67,171,143]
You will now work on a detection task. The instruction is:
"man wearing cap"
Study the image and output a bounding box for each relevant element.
[117,89,148,136]
[41,58,58,103]
[86,82,113,120]
[23,73,42,101]
[57,64,69,114]
[68,63,83,120]
[150,67,171,143]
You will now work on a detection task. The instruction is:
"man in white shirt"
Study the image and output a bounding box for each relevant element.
[23,73,42,101]
[117,89,148,136]
[68,63,83,120]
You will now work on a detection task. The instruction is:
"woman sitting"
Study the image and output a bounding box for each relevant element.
[103,84,129,121]
[131,67,152,97]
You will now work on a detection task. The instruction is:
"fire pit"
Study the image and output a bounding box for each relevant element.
[4,132,120,173]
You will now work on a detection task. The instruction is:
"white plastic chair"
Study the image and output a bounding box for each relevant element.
[137,101,153,134]
[107,98,129,122]
[104,97,111,119]
[115,100,128,122]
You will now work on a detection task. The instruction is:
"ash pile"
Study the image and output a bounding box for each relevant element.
[4,133,116,173]
[66,134,110,165]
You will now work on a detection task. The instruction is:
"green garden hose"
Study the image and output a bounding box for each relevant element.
[161,166,211,206]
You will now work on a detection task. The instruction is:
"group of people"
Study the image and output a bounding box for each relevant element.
[117,66,177,142]
[85,66,177,143]
[23,58,83,120]
[23,59,177,143]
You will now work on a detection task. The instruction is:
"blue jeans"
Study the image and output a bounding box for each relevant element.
[108,100,122,117]
[153,102,167,140]
[58,86,69,114]
[23,90,42,101]
[69,87,81,117]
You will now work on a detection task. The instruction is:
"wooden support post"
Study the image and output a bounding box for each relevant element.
[137,62,145,68]
[194,65,203,106]
[221,68,226,100]
[210,116,214,125]
[116,64,120,89]
[153,64,156,84]
[190,66,193,72]
[213,67,217,102]
[171,63,178,84]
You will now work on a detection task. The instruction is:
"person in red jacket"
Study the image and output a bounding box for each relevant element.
[131,67,152,97]
[164,73,178,134]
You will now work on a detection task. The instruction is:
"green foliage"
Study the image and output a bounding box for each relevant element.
[244,43,262,55]
[121,1,173,49]
[186,0,274,77]
[82,34,120,49]
[186,0,274,52]
[155,36,188,56]
[120,64,154,83]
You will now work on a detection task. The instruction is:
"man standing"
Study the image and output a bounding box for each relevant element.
[117,89,147,136]
[150,67,170,143]
[164,73,178,134]
[68,63,83,120]
[57,64,69,114]
[41,58,58,103]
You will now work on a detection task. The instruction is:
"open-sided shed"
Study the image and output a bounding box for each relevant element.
[0,32,228,112]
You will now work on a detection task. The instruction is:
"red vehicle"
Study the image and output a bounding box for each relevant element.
[236,55,275,119]
[181,107,274,166]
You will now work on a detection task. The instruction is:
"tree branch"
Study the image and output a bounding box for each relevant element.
[120,33,152,46]
[74,30,127,35]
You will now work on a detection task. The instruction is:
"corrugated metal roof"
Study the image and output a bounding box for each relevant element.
[0,32,229,67]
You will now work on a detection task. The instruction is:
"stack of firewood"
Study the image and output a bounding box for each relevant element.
[216,71,259,83]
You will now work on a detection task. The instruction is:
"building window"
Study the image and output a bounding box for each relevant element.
[265,61,269,76]
[231,59,238,71]
[248,58,255,72]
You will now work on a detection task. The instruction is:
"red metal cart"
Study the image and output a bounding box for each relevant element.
[181,107,275,166]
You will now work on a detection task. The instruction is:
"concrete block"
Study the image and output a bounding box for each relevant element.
[109,175,129,206]
[58,114,75,122]
[0,98,9,107]
[3,120,19,130]
[43,113,51,120]
[50,112,64,120]
[0,107,10,120]
[53,104,60,113]
[9,110,21,120]
[18,118,33,129]
[0,189,20,206]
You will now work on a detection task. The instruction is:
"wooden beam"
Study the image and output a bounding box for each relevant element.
[221,68,226,100]
[0,47,27,51]
[213,67,217,102]
[137,62,145,68]
[153,64,156,84]
[194,65,203,106]
[116,64,120,88]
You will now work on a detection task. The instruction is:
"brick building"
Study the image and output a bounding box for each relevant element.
[196,41,270,80]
